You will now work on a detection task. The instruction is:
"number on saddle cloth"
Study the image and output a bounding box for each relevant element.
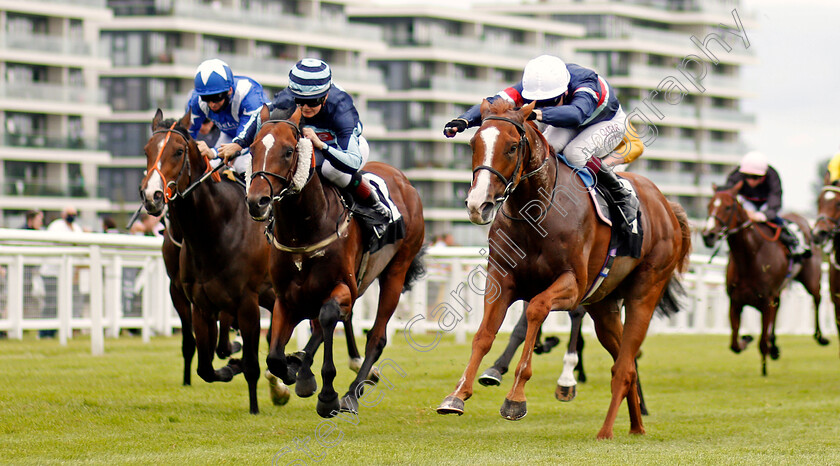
[348,172,406,254]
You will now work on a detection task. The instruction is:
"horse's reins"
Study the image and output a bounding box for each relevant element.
[707,191,782,262]
[148,122,224,202]
[251,118,351,254]
[474,116,550,221]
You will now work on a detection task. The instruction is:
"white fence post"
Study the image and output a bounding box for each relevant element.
[8,254,24,339]
[90,245,104,356]
[58,255,72,346]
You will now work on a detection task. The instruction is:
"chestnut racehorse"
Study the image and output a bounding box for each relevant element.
[436,99,690,439]
[810,182,840,356]
[702,183,825,375]
[246,106,425,417]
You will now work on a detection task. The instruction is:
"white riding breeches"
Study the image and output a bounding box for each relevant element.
[208,131,252,174]
[541,107,627,167]
[320,136,370,189]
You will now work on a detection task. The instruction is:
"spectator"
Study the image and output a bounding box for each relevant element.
[130,213,163,237]
[39,206,84,338]
[102,216,119,234]
[22,209,44,230]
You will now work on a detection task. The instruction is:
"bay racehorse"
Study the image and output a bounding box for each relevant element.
[436,99,690,439]
[159,211,244,386]
[246,106,425,418]
[808,182,840,356]
[702,182,825,375]
[141,110,285,413]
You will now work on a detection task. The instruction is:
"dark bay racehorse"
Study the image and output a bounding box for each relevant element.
[141,110,281,413]
[702,182,825,375]
[246,106,425,417]
[437,99,691,439]
[809,182,840,356]
[160,209,245,386]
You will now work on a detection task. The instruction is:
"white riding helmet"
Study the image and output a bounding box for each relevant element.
[521,55,571,101]
[739,151,769,176]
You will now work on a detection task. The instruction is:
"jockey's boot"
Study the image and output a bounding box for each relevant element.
[350,172,390,238]
[594,166,639,236]
[780,221,811,262]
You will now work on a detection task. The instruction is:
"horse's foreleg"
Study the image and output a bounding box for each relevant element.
[170,283,194,386]
[216,311,238,359]
[586,300,623,439]
[192,306,238,383]
[289,321,323,398]
[759,298,780,376]
[729,300,748,353]
[316,285,351,418]
[236,295,262,414]
[502,273,577,421]
[266,299,297,385]
[556,306,585,402]
[438,274,514,416]
[478,302,529,387]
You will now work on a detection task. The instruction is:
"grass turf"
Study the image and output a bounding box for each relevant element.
[1,331,839,465]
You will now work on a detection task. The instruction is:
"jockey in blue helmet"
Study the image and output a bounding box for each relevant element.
[186,58,266,175]
[235,58,391,234]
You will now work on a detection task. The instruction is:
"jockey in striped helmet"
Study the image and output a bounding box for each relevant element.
[235,58,391,236]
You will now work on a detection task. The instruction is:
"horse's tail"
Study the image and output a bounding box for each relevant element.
[655,202,692,318]
[402,245,427,293]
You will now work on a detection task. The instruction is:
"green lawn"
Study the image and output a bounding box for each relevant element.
[1,330,839,465]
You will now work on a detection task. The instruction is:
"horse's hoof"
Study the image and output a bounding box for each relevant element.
[339,395,359,414]
[295,375,318,398]
[816,335,830,346]
[436,396,465,415]
[286,351,305,371]
[555,384,577,402]
[769,346,780,360]
[368,366,380,383]
[265,371,290,406]
[230,340,242,355]
[478,368,503,387]
[500,398,527,421]
[348,357,363,373]
[316,393,340,418]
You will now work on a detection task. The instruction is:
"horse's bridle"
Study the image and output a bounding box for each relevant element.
[249,118,351,254]
[815,185,840,237]
[148,122,189,202]
[708,192,752,241]
[473,116,547,205]
[249,119,310,203]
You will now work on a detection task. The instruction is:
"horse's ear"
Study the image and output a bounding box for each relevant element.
[152,109,163,131]
[711,182,718,192]
[521,100,536,120]
[479,98,491,117]
[179,112,191,131]
[730,179,744,194]
[823,170,831,186]
[259,104,269,125]
[290,107,302,125]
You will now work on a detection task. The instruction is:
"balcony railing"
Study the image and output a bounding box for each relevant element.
[3,181,88,198]
[0,32,91,56]
[0,82,106,106]
[3,133,104,151]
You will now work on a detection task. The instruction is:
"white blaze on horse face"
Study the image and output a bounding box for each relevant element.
[704,215,716,232]
[466,127,500,212]
[824,191,836,201]
[261,133,275,172]
[143,140,165,199]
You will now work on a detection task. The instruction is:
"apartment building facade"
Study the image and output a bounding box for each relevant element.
[0,0,754,245]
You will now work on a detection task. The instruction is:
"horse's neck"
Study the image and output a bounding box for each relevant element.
[507,129,557,208]
[727,215,771,266]
[274,174,339,242]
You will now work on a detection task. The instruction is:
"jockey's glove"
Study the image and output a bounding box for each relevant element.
[443,118,468,138]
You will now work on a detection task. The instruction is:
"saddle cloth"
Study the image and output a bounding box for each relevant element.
[350,172,406,254]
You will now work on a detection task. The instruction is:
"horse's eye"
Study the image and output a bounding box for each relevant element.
[284,148,293,159]
[509,144,518,154]
[175,148,184,157]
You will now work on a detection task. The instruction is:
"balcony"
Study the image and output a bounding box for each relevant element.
[3,180,88,198]
[613,64,744,91]
[0,82,106,107]
[0,32,92,56]
[170,2,382,42]
[426,34,542,60]
[3,133,104,152]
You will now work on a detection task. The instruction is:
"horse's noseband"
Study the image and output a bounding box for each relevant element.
[148,122,190,202]
[249,118,305,203]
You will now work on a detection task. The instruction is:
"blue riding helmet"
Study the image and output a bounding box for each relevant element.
[194,59,234,96]
[288,58,332,99]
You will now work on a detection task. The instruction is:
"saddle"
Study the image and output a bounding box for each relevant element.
[558,154,643,259]
[339,172,405,254]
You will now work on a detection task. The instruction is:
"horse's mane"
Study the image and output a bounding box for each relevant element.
[156,118,191,140]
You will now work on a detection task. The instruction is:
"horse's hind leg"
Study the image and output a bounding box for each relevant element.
[556,306,585,401]
[343,317,364,374]
[236,295,262,414]
[798,257,828,345]
[479,302,529,387]
[216,311,239,359]
[340,266,407,414]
